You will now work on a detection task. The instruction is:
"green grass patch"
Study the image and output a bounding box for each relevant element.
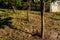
[0,8,40,18]
[53,13,60,19]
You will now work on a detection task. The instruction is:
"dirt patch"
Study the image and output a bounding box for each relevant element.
[0,13,60,40]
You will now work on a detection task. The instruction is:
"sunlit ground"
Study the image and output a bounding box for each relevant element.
[0,8,60,40]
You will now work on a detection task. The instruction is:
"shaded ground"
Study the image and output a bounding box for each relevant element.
[0,9,60,40]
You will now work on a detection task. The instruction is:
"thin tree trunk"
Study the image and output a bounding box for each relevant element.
[40,0,44,38]
[12,5,16,13]
[44,2,45,12]
[9,2,16,13]
[27,1,29,21]
[27,0,31,22]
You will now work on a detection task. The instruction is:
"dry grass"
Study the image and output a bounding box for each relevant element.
[0,9,60,40]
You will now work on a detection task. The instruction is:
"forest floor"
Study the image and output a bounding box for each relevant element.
[0,9,60,40]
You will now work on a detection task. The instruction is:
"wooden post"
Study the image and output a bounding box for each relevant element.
[40,0,44,38]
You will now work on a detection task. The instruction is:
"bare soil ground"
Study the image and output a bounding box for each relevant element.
[0,11,60,40]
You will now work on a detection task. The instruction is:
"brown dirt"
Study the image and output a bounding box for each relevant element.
[0,13,60,40]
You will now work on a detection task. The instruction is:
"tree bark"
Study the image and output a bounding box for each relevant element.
[9,2,16,13]
[44,2,45,12]
[27,0,31,22]
[40,0,44,38]
[12,5,16,13]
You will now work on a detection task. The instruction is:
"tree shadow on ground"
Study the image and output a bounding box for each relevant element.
[0,9,6,12]
[0,17,13,28]
[50,17,60,20]
[0,17,41,37]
